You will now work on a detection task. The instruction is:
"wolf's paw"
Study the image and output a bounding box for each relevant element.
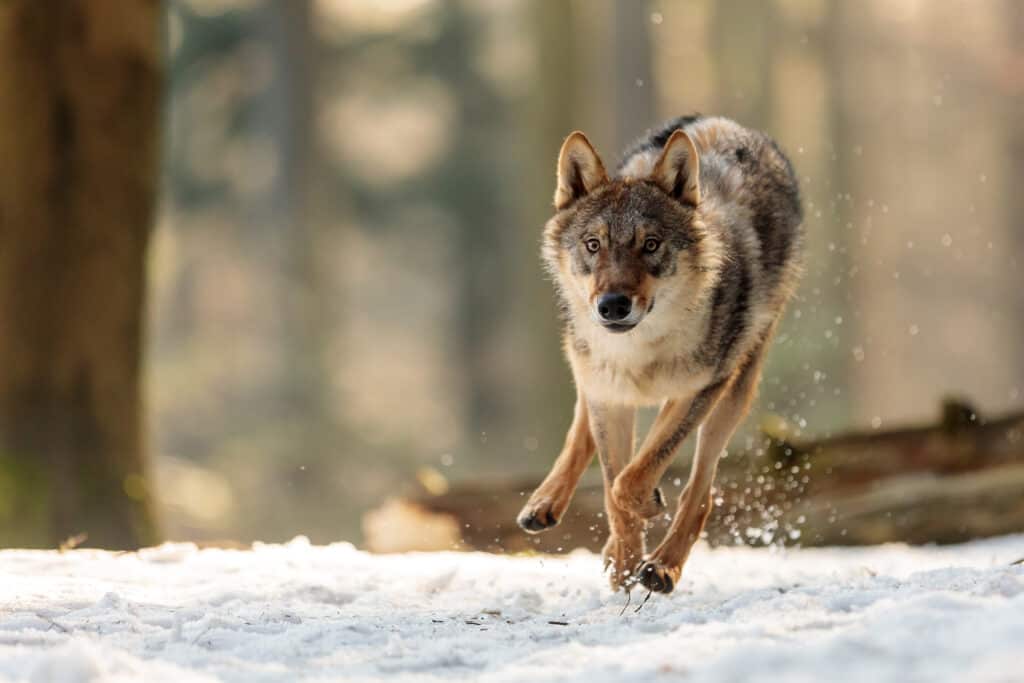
[611,473,666,520]
[602,533,645,592]
[516,494,566,534]
[635,558,683,594]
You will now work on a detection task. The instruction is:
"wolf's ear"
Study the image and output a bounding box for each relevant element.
[555,132,608,210]
[652,129,700,206]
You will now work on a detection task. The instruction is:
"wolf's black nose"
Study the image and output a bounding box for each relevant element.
[597,293,632,321]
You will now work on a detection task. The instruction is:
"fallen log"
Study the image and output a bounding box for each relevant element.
[363,400,1024,553]
[785,464,1024,546]
[761,399,1024,497]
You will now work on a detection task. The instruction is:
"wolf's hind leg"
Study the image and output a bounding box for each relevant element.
[517,390,596,533]
[637,343,769,594]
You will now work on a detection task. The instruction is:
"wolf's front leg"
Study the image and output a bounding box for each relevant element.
[588,401,642,591]
[637,346,768,593]
[600,490,645,592]
[610,381,728,520]
[517,389,595,533]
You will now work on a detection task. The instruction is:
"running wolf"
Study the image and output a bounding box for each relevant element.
[517,115,803,594]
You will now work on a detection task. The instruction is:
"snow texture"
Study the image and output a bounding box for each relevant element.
[2,535,1022,682]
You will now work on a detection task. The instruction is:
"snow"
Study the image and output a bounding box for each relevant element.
[2,536,1022,683]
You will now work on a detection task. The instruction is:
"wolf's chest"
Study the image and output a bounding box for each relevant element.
[571,335,712,406]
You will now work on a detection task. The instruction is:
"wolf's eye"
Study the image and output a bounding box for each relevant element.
[585,238,601,253]
[643,238,661,253]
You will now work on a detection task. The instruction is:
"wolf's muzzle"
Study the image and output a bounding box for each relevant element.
[595,292,645,333]
[597,292,632,321]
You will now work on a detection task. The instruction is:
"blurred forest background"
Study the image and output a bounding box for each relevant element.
[1,0,1022,549]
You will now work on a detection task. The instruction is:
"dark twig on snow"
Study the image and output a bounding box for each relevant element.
[618,590,632,616]
[634,590,653,613]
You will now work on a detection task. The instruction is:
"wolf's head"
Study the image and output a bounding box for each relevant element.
[543,130,721,335]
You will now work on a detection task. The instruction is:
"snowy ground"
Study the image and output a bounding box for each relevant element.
[2,536,1023,683]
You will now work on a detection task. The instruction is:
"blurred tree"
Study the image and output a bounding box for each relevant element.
[571,0,654,153]
[711,0,775,128]
[1006,0,1024,377]
[255,0,343,537]
[518,0,582,465]
[612,0,654,151]
[0,0,161,549]
[423,2,510,444]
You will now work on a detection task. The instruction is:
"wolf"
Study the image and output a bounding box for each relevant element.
[516,115,803,594]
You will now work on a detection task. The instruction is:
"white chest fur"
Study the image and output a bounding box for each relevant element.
[570,312,713,407]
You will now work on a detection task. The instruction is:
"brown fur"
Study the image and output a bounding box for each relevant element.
[517,115,803,594]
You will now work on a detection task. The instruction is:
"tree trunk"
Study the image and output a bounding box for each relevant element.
[0,0,161,549]
[611,0,654,152]
[711,0,775,125]
[517,0,580,470]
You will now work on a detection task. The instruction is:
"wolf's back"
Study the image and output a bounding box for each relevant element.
[618,115,802,287]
